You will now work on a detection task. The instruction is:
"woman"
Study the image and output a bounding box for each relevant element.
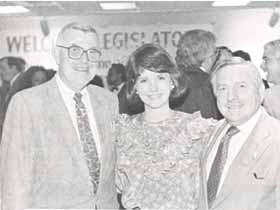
[116,43,215,209]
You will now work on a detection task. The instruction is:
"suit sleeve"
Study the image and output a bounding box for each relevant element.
[1,94,35,210]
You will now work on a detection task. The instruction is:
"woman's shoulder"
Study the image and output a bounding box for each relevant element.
[173,110,217,137]
[173,110,213,123]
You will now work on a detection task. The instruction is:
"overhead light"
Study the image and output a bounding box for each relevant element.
[0,5,29,14]
[212,1,250,7]
[99,2,137,10]
[269,11,279,27]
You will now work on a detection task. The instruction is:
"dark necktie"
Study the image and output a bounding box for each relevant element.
[73,92,100,194]
[207,125,240,207]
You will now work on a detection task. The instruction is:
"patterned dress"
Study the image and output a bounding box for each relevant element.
[116,111,215,210]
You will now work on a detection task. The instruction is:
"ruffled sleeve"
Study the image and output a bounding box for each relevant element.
[185,111,217,153]
[187,112,216,139]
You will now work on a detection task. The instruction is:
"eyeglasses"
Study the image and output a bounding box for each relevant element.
[57,45,101,62]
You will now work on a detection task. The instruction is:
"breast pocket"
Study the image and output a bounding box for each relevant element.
[250,166,268,185]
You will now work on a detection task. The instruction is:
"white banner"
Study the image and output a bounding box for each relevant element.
[0,21,213,75]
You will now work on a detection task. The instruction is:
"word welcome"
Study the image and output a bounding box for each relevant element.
[6,30,185,53]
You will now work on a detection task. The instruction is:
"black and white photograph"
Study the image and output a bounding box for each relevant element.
[0,1,280,210]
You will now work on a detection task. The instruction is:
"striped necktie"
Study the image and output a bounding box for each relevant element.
[207,125,240,207]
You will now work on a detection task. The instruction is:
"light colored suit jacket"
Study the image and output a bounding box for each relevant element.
[264,85,280,120]
[0,77,119,209]
[199,110,280,210]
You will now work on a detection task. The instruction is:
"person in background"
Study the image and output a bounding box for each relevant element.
[232,50,251,61]
[107,63,126,93]
[233,49,269,89]
[0,56,27,105]
[107,63,144,115]
[0,74,9,139]
[216,46,232,60]
[22,66,53,88]
[210,46,233,75]
[0,56,27,139]
[261,39,280,119]
[200,57,280,210]
[0,22,119,209]
[46,68,57,79]
[175,29,222,119]
[89,75,104,87]
[31,67,50,86]
[116,43,215,209]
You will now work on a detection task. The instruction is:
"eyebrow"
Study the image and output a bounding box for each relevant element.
[68,43,100,51]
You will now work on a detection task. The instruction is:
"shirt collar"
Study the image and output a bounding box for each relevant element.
[55,74,88,97]
[234,107,263,133]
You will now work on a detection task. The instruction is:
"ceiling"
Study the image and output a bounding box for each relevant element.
[1,1,280,17]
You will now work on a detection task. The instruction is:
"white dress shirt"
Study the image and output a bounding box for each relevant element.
[56,75,101,156]
[207,107,263,195]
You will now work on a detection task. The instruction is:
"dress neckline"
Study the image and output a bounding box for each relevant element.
[140,110,177,126]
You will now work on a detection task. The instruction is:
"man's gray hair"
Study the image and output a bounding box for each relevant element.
[55,22,98,45]
[210,56,265,98]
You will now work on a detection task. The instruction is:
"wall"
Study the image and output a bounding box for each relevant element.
[0,8,279,76]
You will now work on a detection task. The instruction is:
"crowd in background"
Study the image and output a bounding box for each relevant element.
[0,38,271,130]
[1,22,280,210]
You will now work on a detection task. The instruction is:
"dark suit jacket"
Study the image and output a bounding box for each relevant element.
[0,73,29,140]
[4,73,27,107]
[175,67,222,120]
[0,81,9,138]
[0,77,119,209]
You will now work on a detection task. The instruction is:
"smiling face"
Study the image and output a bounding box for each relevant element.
[31,70,48,86]
[55,25,100,91]
[214,64,263,126]
[136,69,173,110]
[261,45,280,85]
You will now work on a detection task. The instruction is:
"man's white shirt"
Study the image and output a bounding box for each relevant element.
[206,107,263,195]
[56,74,101,157]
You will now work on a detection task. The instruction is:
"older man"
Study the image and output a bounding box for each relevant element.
[0,22,119,209]
[261,39,280,119]
[199,57,280,210]
[175,29,222,119]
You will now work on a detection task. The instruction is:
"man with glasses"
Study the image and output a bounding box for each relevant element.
[0,22,119,209]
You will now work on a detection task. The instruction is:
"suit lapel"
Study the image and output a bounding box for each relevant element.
[212,112,272,209]
[45,78,81,159]
[87,86,110,184]
[200,120,228,210]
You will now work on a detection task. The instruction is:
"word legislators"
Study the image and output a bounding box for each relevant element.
[102,30,184,50]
